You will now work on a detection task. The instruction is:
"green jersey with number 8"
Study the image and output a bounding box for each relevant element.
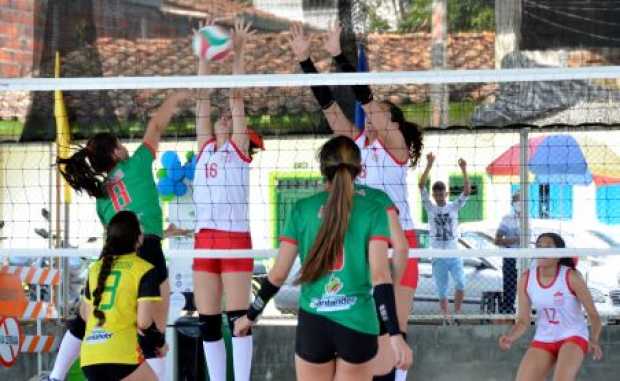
[96,144,163,237]
[281,190,391,335]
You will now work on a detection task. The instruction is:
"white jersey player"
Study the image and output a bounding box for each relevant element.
[498,233,603,381]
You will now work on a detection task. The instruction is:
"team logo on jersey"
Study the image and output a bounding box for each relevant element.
[85,328,113,344]
[553,291,564,307]
[310,275,357,312]
[325,275,343,295]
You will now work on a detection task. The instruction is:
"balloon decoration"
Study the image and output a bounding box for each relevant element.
[157,151,196,200]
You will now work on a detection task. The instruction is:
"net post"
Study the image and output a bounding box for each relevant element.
[517,127,530,319]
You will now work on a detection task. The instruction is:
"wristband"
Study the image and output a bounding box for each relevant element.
[247,278,280,321]
[333,54,373,104]
[299,58,336,109]
[138,323,166,359]
[373,283,400,336]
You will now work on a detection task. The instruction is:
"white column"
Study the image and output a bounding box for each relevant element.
[495,0,521,69]
[431,0,449,128]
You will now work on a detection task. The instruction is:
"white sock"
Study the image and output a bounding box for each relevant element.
[50,331,82,380]
[146,357,166,381]
[232,335,253,381]
[395,369,408,381]
[203,339,227,381]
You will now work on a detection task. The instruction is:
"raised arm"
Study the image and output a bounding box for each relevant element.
[418,152,434,190]
[459,158,471,197]
[325,22,408,161]
[230,18,255,153]
[194,19,214,149]
[499,273,531,351]
[143,91,191,153]
[289,22,356,138]
[570,270,603,360]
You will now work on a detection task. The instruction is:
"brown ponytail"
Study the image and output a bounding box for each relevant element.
[297,136,361,284]
[384,101,424,167]
[90,210,142,326]
[57,133,120,198]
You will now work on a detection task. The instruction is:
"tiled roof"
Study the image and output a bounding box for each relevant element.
[58,32,496,123]
[163,0,249,15]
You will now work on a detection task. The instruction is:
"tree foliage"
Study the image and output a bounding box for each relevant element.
[398,0,495,33]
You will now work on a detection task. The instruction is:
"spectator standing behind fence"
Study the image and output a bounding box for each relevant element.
[418,153,470,322]
[495,192,521,314]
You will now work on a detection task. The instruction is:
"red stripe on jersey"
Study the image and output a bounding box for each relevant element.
[353,128,365,143]
[229,139,252,163]
[370,236,391,244]
[279,237,298,245]
[196,138,216,163]
[142,142,157,159]
[375,137,408,166]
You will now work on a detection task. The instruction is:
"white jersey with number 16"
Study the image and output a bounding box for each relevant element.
[192,139,251,233]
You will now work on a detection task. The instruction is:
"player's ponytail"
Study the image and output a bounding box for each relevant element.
[384,101,424,167]
[91,211,142,326]
[57,133,120,198]
[297,136,361,284]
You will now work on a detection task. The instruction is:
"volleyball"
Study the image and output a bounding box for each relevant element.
[192,25,233,62]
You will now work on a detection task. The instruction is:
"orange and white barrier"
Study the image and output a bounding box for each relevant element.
[20,335,59,353]
[20,302,58,320]
[0,265,61,286]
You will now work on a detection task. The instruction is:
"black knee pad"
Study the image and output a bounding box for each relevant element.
[67,315,86,339]
[138,323,166,359]
[199,314,223,342]
[226,310,251,337]
[373,368,396,381]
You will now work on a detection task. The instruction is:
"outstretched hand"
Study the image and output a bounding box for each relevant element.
[426,152,436,167]
[233,18,255,56]
[324,20,342,57]
[458,158,467,171]
[288,22,311,62]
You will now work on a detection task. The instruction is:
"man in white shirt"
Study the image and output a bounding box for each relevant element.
[419,153,470,320]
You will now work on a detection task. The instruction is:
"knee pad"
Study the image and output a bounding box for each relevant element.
[67,315,86,339]
[373,368,396,381]
[199,314,223,342]
[226,310,251,337]
[138,323,166,359]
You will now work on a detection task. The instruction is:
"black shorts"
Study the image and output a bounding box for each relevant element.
[82,364,138,381]
[295,308,378,364]
[138,234,168,284]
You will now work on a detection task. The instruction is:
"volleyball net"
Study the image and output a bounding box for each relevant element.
[2,69,620,325]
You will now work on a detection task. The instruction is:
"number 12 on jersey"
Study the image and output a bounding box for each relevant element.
[543,308,560,325]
